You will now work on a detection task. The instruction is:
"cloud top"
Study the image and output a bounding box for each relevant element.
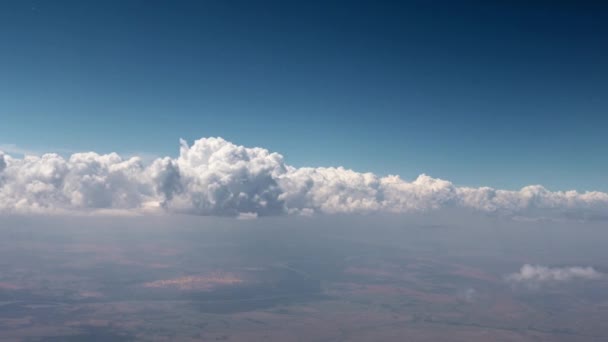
[1,137,607,218]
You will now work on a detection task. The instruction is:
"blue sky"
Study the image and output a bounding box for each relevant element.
[1,1,607,191]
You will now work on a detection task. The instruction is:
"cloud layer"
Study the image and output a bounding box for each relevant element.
[1,137,607,218]
[507,264,603,285]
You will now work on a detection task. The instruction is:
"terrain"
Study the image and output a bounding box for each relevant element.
[0,215,607,341]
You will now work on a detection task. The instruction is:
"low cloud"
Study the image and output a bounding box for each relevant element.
[1,137,607,218]
[506,264,603,286]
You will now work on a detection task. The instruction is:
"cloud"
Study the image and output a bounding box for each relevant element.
[0,137,607,218]
[459,287,477,302]
[506,264,603,286]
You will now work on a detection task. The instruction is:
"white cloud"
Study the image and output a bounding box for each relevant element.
[0,137,607,218]
[506,264,603,286]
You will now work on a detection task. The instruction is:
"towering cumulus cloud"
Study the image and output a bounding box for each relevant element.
[0,137,607,218]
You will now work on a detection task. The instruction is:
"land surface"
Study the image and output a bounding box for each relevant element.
[0,215,607,341]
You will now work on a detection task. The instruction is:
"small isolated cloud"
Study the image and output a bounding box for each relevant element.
[0,137,607,219]
[237,212,259,220]
[461,288,477,302]
[506,264,603,287]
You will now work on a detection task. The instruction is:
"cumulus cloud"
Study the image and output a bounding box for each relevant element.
[0,137,607,218]
[506,264,603,286]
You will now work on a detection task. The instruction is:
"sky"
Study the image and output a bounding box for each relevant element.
[1,0,607,192]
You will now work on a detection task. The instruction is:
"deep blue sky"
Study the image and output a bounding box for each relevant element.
[1,1,607,191]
